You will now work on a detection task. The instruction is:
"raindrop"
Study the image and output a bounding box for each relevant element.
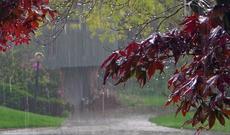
[64,24,67,34]
[148,58,153,61]
[9,77,12,93]
[141,67,146,71]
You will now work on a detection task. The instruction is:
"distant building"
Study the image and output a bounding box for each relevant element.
[44,23,118,109]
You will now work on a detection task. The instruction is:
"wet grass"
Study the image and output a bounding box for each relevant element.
[118,93,167,107]
[0,106,65,129]
[149,112,230,133]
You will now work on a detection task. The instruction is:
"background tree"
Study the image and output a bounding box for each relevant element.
[47,0,183,44]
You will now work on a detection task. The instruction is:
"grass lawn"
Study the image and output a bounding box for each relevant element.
[149,112,230,133]
[118,93,167,107]
[0,106,65,129]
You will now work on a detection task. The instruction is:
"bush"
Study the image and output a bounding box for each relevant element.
[0,83,68,116]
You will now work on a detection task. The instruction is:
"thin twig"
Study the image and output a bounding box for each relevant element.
[156,6,184,31]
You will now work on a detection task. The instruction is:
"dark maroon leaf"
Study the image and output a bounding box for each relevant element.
[101,53,117,68]
[216,112,225,126]
[209,111,216,129]
[147,61,164,79]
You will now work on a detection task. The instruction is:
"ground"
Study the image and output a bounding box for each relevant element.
[0,108,227,135]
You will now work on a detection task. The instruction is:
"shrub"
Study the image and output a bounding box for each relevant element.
[0,83,68,116]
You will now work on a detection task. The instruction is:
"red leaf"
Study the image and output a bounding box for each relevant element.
[164,99,172,106]
[182,107,188,116]
[172,94,180,103]
[216,113,225,126]
[101,53,117,68]
[43,0,49,4]
[168,73,180,88]
[147,61,164,79]
[207,75,219,87]
[223,109,230,116]
[103,70,110,85]
[208,111,216,129]
[31,21,39,29]
[182,15,199,34]
[125,42,139,56]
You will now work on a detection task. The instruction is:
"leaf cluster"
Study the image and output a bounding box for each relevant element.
[102,0,230,131]
[0,0,56,51]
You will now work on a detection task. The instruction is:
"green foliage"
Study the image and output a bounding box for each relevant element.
[85,0,182,42]
[0,83,67,116]
[0,83,31,109]
[0,44,65,115]
[118,81,168,107]
[0,106,65,128]
[118,94,166,107]
[0,45,48,90]
[51,0,182,42]
[0,41,67,119]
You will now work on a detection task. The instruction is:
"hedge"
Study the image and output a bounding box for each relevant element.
[0,83,67,116]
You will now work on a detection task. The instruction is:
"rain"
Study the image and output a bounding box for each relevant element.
[0,0,229,135]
